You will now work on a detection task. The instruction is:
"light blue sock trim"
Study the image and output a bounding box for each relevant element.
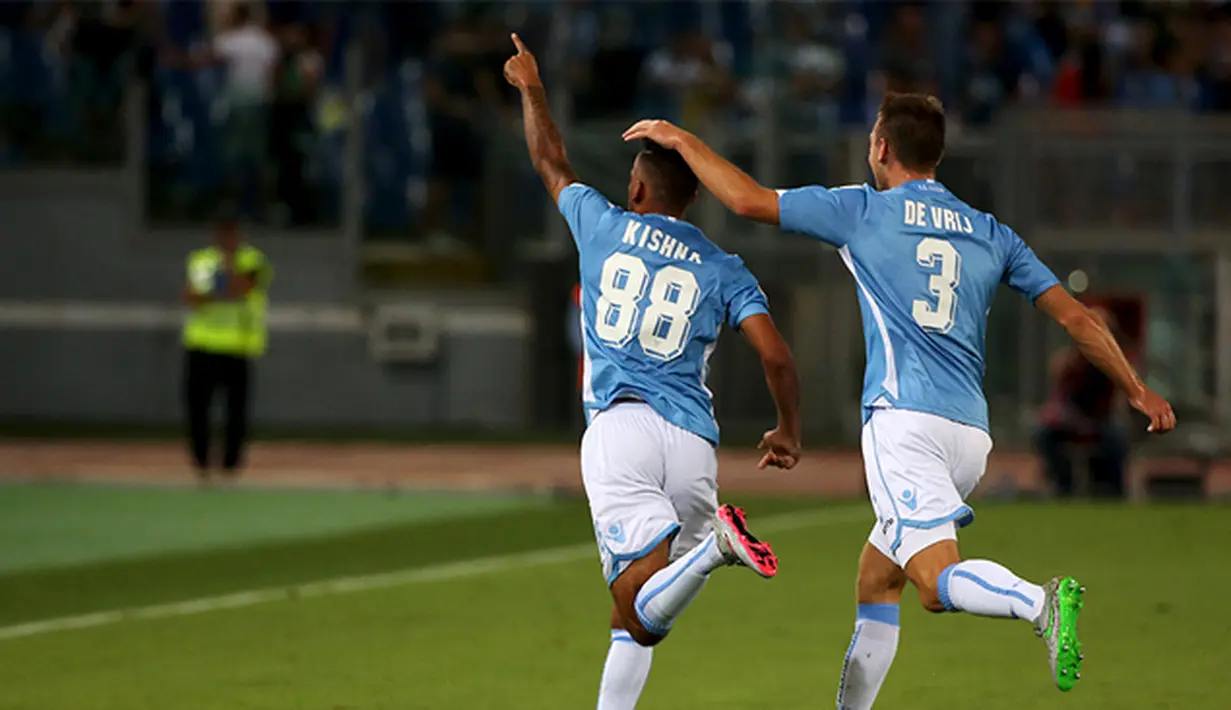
[856,603,900,627]
[952,569,1035,607]
[610,629,636,644]
[634,605,671,637]
[836,625,865,708]
[937,563,958,611]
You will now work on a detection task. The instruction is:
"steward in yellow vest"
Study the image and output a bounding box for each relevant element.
[181,216,273,480]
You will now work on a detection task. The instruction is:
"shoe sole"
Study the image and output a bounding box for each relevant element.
[716,505,778,578]
[1053,577,1085,692]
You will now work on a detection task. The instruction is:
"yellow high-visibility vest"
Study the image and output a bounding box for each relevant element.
[182,245,273,358]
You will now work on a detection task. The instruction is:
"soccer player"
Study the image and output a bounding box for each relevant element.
[624,94,1175,704]
[503,36,803,709]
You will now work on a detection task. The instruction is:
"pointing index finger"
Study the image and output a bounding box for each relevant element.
[511,33,527,54]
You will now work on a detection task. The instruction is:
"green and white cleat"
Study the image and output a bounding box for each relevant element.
[1035,576,1085,692]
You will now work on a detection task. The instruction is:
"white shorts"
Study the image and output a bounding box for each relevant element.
[581,402,718,586]
[862,408,993,567]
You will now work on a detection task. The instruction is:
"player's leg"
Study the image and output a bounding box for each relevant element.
[630,419,777,641]
[835,541,907,710]
[598,605,654,710]
[887,413,1085,692]
[583,404,680,709]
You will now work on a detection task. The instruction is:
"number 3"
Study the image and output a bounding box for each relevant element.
[912,237,961,333]
[594,254,700,361]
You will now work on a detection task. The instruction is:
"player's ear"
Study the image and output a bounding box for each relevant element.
[630,177,646,207]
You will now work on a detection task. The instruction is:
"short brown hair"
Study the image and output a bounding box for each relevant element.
[876,93,946,172]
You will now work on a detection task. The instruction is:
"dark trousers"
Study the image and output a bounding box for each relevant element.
[1034,423,1127,498]
[183,349,252,474]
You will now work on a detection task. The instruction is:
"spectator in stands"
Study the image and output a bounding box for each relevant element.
[568,2,643,121]
[1051,23,1109,107]
[640,29,733,127]
[52,0,147,162]
[960,18,1025,126]
[1117,20,1195,110]
[877,3,934,94]
[776,9,844,131]
[194,2,280,212]
[268,21,322,226]
[418,13,494,253]
[1034,306,1130,499]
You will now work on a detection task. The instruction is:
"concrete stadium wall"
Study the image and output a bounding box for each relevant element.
[0,171,533,430]
[0,172,353,303]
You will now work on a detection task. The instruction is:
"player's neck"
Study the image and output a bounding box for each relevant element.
[885,169,936,190]
[631,202,685,220]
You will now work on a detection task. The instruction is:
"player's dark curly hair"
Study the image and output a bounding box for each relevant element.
[637,139,699,211]
[876,93,946,172]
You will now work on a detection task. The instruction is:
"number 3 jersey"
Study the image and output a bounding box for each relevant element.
[560,183,769,445]
[777,179,1060,432]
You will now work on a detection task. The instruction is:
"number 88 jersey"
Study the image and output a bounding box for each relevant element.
[776,179,1061,433]
[559,183,769,446]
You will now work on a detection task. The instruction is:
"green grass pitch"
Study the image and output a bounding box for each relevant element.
[0,485,1226,709]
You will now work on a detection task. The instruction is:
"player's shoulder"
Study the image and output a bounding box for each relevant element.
[562,182,618,208]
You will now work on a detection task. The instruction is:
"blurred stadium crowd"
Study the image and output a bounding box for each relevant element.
[1,0,1229,234]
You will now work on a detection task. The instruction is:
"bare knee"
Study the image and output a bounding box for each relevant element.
[625,623,665,647]
[904,539,962,614]
[610,600,667,647]
[915,578,948,613]
[856,543,907,605]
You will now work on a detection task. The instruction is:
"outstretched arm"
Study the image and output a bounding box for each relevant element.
[1034,286,1175,433]
[739,313,802,469]
[504,34,577,203]
[623,120,780,224]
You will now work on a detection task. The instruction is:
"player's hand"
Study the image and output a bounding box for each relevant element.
[1130,387,1176,433]
[503,33,542,90]
[757,428,800,470]
[622,119,691,151]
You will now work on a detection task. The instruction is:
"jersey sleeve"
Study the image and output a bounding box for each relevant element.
[1000,225,1061,301]
[558,183,617,248]
[722,257,770,329]
[776,184,870,247]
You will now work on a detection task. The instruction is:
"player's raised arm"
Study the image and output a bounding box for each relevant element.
[1034,286,1175,434]
[504,34,577,203]
[738,313,802,469]
[623,120,780,225]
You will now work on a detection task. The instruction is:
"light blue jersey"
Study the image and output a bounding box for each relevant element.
[560,183,769,445]
[778,179,1060,432]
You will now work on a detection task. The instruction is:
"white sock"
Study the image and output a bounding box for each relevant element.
[937,559,1045,622]
[633,533,726,636]
[836,604,900,710]
[597,629,653,710]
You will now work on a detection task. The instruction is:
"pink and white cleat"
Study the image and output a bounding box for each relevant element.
[712,504,779,578]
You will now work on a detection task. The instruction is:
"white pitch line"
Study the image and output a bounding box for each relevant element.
[0,506,867,642]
